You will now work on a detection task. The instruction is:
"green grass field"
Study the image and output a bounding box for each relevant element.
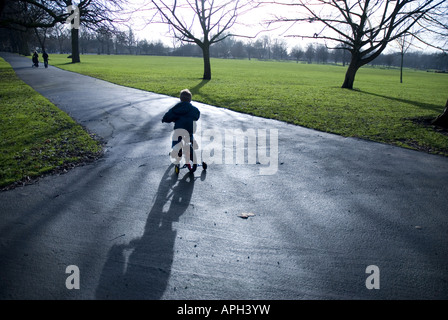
[0,57,103,189]
[2,53,446,188]
[49,54,448,156]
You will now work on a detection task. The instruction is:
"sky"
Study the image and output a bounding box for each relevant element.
[124,0,317,51]
[122,0,444,53]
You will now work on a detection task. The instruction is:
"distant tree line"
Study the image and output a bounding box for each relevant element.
[0,0,126,63]
[1,24,446,71]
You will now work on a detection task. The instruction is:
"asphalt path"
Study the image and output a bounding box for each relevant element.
[1,52,447,300]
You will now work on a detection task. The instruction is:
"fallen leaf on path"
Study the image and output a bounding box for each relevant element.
[238,212,255,219]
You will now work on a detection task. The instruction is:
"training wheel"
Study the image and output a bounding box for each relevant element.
[202,162,207,170]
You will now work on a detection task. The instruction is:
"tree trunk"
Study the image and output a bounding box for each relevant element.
[12,30,30,56]
[342,59,360,89]
[71,28,80,63]
[432,99,448,128]
[202,44,211,80]
[34,28,46,53]
[400,52,404,83]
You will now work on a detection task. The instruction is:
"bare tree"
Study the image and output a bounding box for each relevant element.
[0,0,128,63]
[267,0,446,89]
[64,0,128,63]
[395,33,413,83]
[305,43,314,63]
[291,45,304,63]
[53,23,70,53]
[1,0,64,29]
[417,1,448,127]
[415,0,448,50]
[34,26,49,52]
[148,0,257,80]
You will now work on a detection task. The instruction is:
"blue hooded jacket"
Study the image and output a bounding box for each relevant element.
[162,101,200,135]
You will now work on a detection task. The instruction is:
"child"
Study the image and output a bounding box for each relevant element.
[162,89,200,160]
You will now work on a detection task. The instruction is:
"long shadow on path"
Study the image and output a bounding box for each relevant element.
[95,166,195,299]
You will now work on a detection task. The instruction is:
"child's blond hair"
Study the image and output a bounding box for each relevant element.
[180,89,192,102]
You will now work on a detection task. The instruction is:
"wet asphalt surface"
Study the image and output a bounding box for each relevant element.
[1,52,447,300]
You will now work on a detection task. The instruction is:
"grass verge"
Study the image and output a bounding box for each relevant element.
[0,57,103,190]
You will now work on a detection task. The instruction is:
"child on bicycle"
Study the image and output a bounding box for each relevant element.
[162,89,200,161]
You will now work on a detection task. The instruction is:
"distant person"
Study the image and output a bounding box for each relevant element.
[42,51,49,68]
[32,51,39,68]
[162,89,200,160]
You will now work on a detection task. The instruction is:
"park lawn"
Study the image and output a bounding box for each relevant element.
[0,57,103,189]
[50,54,448,156]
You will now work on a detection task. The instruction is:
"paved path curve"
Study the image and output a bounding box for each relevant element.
[1,52,447,300]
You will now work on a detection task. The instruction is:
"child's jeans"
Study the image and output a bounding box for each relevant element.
[172,134,195,162]
[172,134,194,148]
